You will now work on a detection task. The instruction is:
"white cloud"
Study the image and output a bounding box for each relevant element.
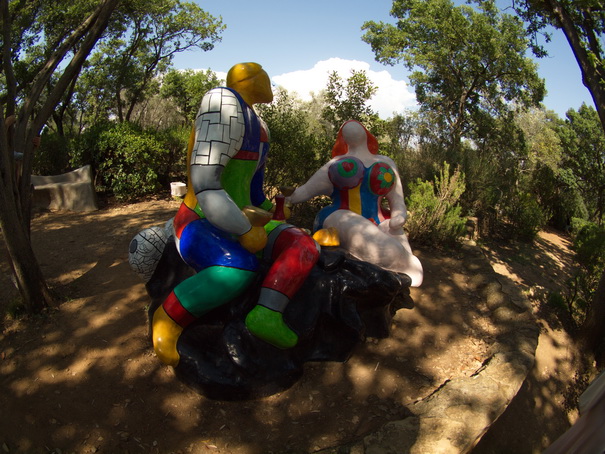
[272,58,417,119]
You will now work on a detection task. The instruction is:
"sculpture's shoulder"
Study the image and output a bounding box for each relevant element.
[197,86,244,119]
[191,87,246,167]
[372,155,399,172]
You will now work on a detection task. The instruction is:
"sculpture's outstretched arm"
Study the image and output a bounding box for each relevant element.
[288,161,334,204]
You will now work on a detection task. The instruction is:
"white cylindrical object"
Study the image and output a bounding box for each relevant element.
[170,182,187,197]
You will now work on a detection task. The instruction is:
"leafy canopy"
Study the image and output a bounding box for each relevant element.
[362,0,545,145]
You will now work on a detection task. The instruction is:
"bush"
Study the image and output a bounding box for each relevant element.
[405,162,467,245]
[33,131,71,175]
[72,122,172,200]
[71,123,189,200]
[154,126,189,184]
[570,217,591,236]
[574,222,605,270]
[503,191,547,241]
[563,222,605,326]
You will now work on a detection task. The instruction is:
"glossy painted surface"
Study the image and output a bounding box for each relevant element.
[290,120,424,287]
[145,63,321,366]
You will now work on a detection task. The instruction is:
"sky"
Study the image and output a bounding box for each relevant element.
[172,0,594,119]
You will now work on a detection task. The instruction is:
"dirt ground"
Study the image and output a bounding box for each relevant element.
[0,199,587,453]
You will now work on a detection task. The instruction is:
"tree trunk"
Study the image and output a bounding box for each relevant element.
[0,133,53,312]
[545,0,605,130]
[0,0,121,314]
[0,195,54,312]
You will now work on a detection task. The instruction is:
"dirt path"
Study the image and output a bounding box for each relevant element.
[473,230,585,453]
[0,201,583,453]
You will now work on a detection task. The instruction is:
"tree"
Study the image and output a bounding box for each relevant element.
[321,69,379,136]
[483,0,605,362]
[160,68,222,124]
[257,88,323,192]
[1,0,121,313]
[558,104,605,223]
[503,0,605,131]
[76,0,224,124]
[514,108,586,229]
[362,0,545,159]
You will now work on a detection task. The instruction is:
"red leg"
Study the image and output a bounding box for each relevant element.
[262,228,319,297]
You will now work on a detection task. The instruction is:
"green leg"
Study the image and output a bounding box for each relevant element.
[174,266,257,317]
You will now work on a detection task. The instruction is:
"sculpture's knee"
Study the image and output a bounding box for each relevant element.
[174,266,257,317]
[263,228,320,298]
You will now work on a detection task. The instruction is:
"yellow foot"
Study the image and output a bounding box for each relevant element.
[152,305,183,367]
[313,227,340,247]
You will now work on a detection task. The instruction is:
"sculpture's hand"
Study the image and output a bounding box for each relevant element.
[389,214,407,230]
[239,206,272,253]
[239,226,268,253]
[280,185,296,197]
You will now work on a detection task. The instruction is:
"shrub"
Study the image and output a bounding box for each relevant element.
[72,122,171,200]
[33,131,71,175]
[405,162,467,245]
[574,222,605,270]
[563,222,605,326]
[503,191,547,241]
[154,126,189,184]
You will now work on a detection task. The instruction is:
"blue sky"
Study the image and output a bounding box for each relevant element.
[172,0,594,119]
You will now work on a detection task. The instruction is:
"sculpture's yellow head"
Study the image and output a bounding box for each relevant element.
[227,62,273,105]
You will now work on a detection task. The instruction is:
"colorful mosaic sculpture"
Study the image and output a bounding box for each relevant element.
[129,65,414,399]
[289,120,423,287]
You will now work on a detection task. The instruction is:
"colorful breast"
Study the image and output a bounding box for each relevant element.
[368,162,395,196]
[328,157,365,189]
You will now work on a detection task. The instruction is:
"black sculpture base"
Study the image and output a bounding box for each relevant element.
[145,238,413,400]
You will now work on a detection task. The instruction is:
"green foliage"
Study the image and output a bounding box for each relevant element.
[502,190,547,241]
[361,1,554,243]
[363,0,544,153]
[74,0,225,124]
[380,111,424,179]
[547,291,567,312]
[321,70,379,136]
[33,131,71,176]
[562,222,605,325]
[570,217,591,236]
[257,89,327,228]
[574,223,605,271]
[71,122,177,200]
[258,88,324,190]
[2,0,103,98]
[405,162,467,245]
[558,104,605,223]
[160,68,223,123]
[530,163,584,230]
[499,1,605,97]
[153,125,190,183]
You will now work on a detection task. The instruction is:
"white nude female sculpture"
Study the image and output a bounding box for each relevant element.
[289,120,423,287]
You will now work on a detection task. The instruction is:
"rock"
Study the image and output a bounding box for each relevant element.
[144,238,413,400]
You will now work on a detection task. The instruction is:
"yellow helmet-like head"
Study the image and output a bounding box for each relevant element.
[227,62,273,105]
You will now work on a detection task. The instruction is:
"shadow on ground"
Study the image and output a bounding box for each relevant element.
[473,230,586,454]
[0,201,583,453]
